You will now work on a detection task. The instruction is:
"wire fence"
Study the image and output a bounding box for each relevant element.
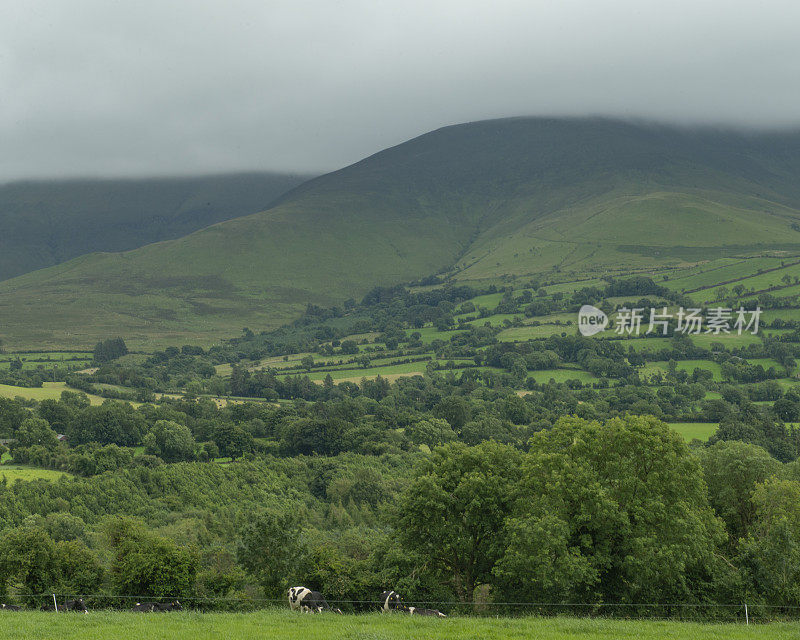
[4,593,800,623]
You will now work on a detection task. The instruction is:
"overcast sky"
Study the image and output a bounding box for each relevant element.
[2,0,799,181]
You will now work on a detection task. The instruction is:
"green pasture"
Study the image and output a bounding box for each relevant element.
[497,325,574,341]
[464,291,505,310]
[0,464,67,483]
[688,262,800,302]
[0,352,93,371]
[660,257,743,283]
[541,277,607,295]
[689,332,763,350]
[460,313,523,327]
[0,382,106,405]
[663,257,787,292]
[668,423,719,442]
[615,337,673,352]
[762,309,800,322]
[282,361,430,382]
[1,610,790,640]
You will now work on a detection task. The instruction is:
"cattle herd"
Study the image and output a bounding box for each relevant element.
[0,590,446,617]
[286,587,446,617]
[0,598,179,613]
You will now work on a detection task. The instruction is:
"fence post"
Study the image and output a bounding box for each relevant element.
[53,594,58,613]
[744,602,749,625]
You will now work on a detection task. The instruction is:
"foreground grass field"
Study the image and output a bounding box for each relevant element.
[0,611,796,640]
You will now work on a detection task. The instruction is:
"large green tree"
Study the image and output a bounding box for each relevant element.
[0,526,103,602]
[143,420,196,462]
[236,507,305,597]
[738,478,800,605]
[395,441,523,601]
[698,441,781,543]
[14,417,59,450]
[107,518,198,598]
[493,415,726,604]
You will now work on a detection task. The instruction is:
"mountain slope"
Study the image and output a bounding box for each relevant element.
[0,173,312,281]
[3,118,800,350]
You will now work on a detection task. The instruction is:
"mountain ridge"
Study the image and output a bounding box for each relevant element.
[3,117,800,349]
[0,172,313,281]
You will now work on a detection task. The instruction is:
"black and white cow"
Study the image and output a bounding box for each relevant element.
[131,602,157,612]
[379,590,446,617]
[287,586,341,614]
[0,603,21,611]
[41,599,88,613]
[407,606,446,617]
[155,601,182,611]
[64,598,88,613]
[379,591,405,612]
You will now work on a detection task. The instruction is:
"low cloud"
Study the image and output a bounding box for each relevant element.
[2,0,799,180]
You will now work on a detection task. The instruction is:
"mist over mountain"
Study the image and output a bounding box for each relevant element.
[0,172,312,281]
[3,117,800,349]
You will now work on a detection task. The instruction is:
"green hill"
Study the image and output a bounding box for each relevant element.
[3,118,800,350]
[0,172,312,281]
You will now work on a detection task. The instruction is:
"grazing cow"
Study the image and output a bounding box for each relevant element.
[1,603,21,611]
[154,601,182,612]
[65,598,88,613]
[287,587,341,614]
[408,606,446,617]
[40,598,87,613]
[131,602,157,612]
[380,591,405,612]
[287,587,311,611]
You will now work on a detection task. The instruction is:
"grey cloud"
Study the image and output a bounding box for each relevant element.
[2,0,799,180]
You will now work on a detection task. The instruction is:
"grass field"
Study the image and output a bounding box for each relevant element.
[497,324,574,341]
[283,361,429,382]
[668,423,719,442]
[0,352,93,371]
[618,337,673,352]
[0,610,794,640]
[689,333,763,350]
[460,313,523,327]
[0,382,106,405]
[663,257,787,292]
[0,464,66,483]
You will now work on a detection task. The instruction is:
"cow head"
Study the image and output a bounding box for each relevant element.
[380,590,405,611]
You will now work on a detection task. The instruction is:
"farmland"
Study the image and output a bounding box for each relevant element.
[3,119,800,634]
